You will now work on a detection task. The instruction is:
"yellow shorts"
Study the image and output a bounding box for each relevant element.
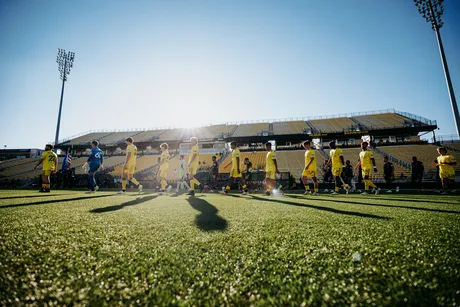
[332,167,342,177]
[123,164,135,175]
[265,170,276,180]
[230,169,242,178]
[42,169,52,176]
[188,165,198,176]
[302,169,316,178]
[159,167,168,178]
[362,168,372,179]
[440,172,455,180]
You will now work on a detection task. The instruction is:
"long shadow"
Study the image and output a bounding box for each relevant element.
[0,194,114,209]
[186,197,228,231]
[342,195,460,205]
[0,194,72,200]
[250,195,390,220]
[90,195,158,213]
[287,195,460,215]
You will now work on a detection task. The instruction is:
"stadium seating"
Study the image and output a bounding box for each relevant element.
[218,152,266,173]
[232,123,270,137]
[109,155,159,177]
[352,113,412,129]
[131,130,167,142]
[272,121,309,135]
[379,145,460,173]
[98,132,139,145]
[67,132,111,145]
[309,117,357,132]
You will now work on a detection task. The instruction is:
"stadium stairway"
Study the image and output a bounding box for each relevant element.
[350,117,367,129]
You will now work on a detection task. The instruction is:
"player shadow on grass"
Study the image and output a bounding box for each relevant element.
[0,194,72,200]
[0,194,114,209]
[186,197,228,231]
[341,195,459,205]
[250,195,390,220]
[90,195,158,213]
[287,195,460,215]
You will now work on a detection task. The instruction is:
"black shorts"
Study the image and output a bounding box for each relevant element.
[245,174,253,182]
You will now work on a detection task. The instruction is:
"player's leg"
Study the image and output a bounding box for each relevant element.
[44,173,51,192]
[88,171,95,192]
[312,177,319,195]
[301,176,311,194]
[121,171,127,193]
[237,177,248,194]
[39,174,46,192]
[223,176,235,194]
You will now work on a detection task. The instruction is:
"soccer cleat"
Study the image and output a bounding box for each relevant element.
[219,190,229,195]
[344,186,350,195]
[330,191,339,195]
[440,191,449,195]
[138,184,143,194]
[118,190,126,194]
[186,190,195,196]
[44,189,51,193]
[166,185,172,193]
[94,185,99,192]
[38,189,45,193]
[312,192,319,196]
[175,189,180,193]
[242,191,248,195]
[386,190,393,193]
[361,191,369,195]
[265,191,271,196]
[375,188,381,195]
[159,190,165,195]
[85,190,95,194]
[209,189,214,193]
[199,184,205,193]
[323,189,329,193]
[396,186,400,193]
[303,191,312,195]
[451,189,457,193]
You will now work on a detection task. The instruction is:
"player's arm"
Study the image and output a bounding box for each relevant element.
[274,158,279,173]
[305,157,314,170]
[223,160,232,169]
[236,157,240,173]
[34,157,44,170]
[354,161,361,171]
[324,158,331,170]
[189,153,197,166]
[124,152,131,169]
[340,155,345,167]
[53,157,58,172]
[371,157,377,172]
[100,153,104,170]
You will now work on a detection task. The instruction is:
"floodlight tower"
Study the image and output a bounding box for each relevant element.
[55,48,75,146]
[414,0,459,137]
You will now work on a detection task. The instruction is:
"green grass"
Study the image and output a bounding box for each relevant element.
[0,189,459,306]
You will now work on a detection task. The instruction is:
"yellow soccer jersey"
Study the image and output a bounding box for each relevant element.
[126,144,137,166]
[437,154,455,176]
[188,145,199,167]
[41,150,58,171]
[232,148,241,171]
[305,149,316,171]
[359,150,374,169]
[266,150,277,172]
[329,148,343,167]
[160,150,170,169]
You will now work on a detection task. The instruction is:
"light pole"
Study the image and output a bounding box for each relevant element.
[55,48,75,146]
[414,0,459,137]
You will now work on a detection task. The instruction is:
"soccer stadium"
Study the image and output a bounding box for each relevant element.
[1,1,460,306]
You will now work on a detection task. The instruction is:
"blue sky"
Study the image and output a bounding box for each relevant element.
[0,0,459,148]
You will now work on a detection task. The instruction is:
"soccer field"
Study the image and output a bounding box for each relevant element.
[0,190,459,306]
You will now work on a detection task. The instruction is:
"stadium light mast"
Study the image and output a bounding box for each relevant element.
[54,48,75,147]
[414,0,459,137]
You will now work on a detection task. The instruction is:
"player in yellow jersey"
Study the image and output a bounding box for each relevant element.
[187,137,203,196]
[325,141,350,195]
[355,142,380,195]
[264,142,283,196]
[158,143,172,194]
[34,144,58,193]
[221,141,248,195]
[433,147,457,194]
[301,140,319,196]
[119,137,143,194]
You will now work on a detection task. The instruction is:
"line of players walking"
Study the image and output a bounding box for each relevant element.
[34,136,457,195]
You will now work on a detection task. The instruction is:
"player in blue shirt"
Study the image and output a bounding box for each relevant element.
[83,140,104,193]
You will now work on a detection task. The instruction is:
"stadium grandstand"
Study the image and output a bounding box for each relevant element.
[2,109,456,188]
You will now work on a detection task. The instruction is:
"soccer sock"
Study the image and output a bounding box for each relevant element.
[88,174,94,190]
[364,180,369,191]
[315,187,319,193]
[225,185,231,191]
[131,177,139,186]
[45,184,50,190]
[368,181,377,189]
[161,180,167,190]
[242,184,247,190]
[42,184,45,189]
[122,180,127,191]
[335,186,339,192]
[305,185,310,191]
[191,181,195,190]
[192,178,201,186]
